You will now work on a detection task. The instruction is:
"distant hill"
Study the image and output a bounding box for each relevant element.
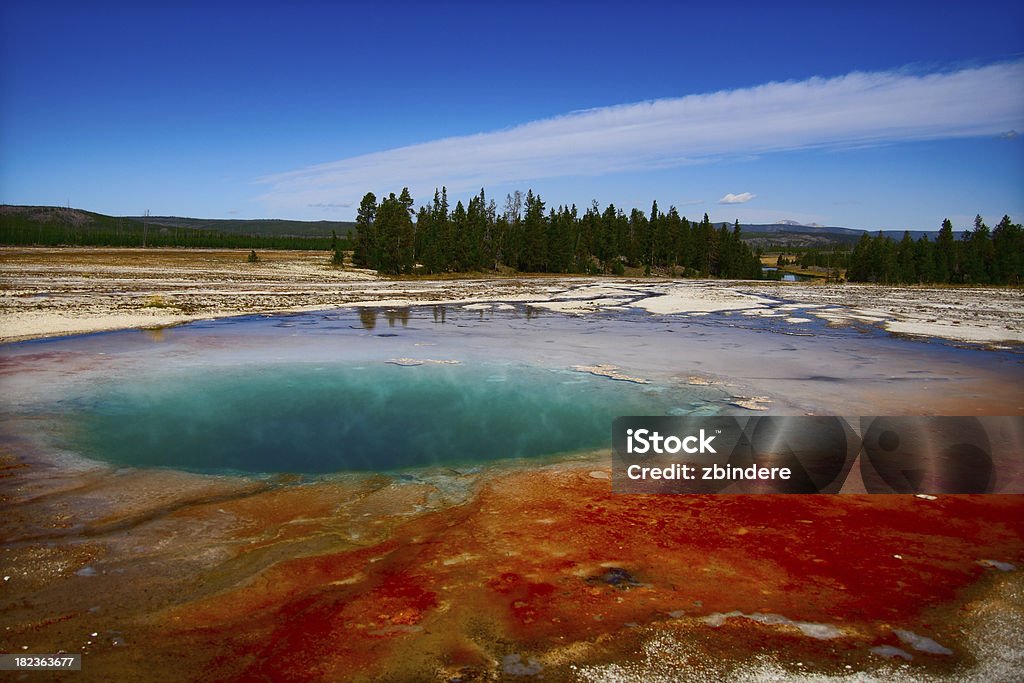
[722,222,862,248]
[0,205,342,249]
[709,221,941,249]
[731,221,863,236]
[1,204,136,229]
[130,215,355,238]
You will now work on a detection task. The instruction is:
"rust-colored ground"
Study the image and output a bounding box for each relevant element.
[2,448,1023,681]
[177,474,1024,681]
[10,462,1014,682]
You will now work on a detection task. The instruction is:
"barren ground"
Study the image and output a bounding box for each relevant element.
[1,247,1022,345]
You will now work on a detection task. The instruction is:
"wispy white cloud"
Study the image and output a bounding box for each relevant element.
[719,192,755,204]
[258,61,1024,211]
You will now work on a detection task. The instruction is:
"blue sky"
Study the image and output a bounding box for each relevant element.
[1,1,1022,230]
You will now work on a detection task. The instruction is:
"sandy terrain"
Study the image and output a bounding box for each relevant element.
[1,247,1022,345]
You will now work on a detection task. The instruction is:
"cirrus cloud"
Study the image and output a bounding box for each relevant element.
[258,61,1024,212]
[719,192,756,204]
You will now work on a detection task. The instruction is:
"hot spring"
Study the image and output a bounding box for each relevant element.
[6,303,1015,479]
[56,360,706,475]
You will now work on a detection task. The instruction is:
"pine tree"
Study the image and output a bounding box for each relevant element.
[578,202,601,273]
[847,233,872,282]
[502,190,523,268]
[352,192,378,268]
[935,218,955,283]
[466,191,488,271]
[374,192,415,275]
[662,207,682,270]
[450,200,469,271]
[547,205,574,273]
[415,205,436,272]
[897,231,916,283]
[992,214,1023,284]
[375,194,399,274]
[520,190,547,272]
[598,204,618,269]
[484,195,499,270]
[693,213,717,276]
[914,235,935,284]
[627,208,648,268]
[963,214,994,283]
[435,187,452,271]
[675,214,692,272]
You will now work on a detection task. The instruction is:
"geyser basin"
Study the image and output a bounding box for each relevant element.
[63,362,697,475]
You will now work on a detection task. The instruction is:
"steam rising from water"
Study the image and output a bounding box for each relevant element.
[65,362,696,475]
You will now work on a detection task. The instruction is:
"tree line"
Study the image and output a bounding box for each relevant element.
[347,187,763,278]
[0,212,342,250]
[846,215,1022,285]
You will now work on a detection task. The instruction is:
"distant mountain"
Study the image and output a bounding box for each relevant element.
[705,221,942,248]
[875,229,941,240]
[729,222,863,236]
[776,219,826,228]
[707,221,862,248]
